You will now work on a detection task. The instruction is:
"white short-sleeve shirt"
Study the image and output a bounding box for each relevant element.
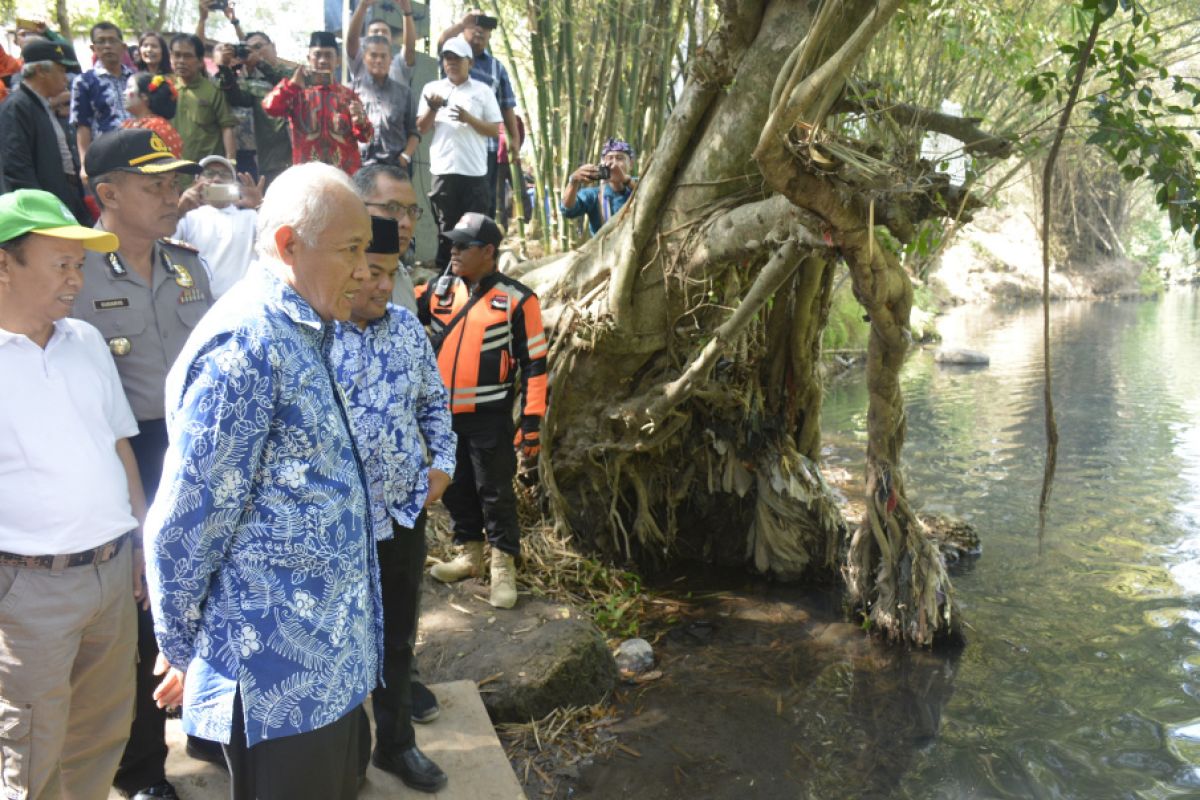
[0,318,139,555]
[175,204,258,299]
[418,77,502,177]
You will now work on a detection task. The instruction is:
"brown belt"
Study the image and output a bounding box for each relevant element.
[0,532,131,570]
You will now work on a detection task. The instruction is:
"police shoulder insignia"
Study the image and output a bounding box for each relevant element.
[159,237,199,253]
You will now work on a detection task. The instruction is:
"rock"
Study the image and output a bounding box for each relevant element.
[934,347,990,366]
[420,581,618,723]
[614,638,655,677]
[920,512,982,566]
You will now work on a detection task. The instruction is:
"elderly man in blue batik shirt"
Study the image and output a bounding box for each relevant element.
[144,162,379,800]
[331,215,455,794]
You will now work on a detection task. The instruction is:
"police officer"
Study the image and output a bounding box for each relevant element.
[71,127,211,800]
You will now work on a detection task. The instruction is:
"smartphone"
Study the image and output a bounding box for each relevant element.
[207,0,228,11]
[305,69,332,87]
[203,182,240,204]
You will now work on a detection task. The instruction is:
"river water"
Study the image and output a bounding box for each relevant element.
[820,290,1200,799]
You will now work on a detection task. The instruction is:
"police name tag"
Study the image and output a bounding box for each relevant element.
[94,297,130,311]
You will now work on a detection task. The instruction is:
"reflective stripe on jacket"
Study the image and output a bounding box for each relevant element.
[416,271,548,421]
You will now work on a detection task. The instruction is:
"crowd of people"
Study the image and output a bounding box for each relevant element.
[0,4,639,800]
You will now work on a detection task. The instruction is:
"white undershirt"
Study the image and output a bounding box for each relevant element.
[0,318,139,555]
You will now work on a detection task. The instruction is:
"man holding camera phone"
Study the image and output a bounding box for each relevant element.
[175,154,263,298]
[561,137,638,236]
[262,31,372,175]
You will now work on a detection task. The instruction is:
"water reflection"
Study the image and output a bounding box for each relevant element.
[824,291,1200,798]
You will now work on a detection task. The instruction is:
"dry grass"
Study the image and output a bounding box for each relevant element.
[496,703,623,798]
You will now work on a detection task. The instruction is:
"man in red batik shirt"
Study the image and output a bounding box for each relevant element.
[262,31,372,175]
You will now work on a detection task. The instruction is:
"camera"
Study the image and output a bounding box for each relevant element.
[203,182,240,204]
[304,69,333,87]
[597,164,611,180]
[207,0,228,11]
[234,43,250,60]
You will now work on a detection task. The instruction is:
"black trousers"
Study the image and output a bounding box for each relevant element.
[442,413,521,556]
[114,419,169,794]
[429,173,491,269]
[484,149,500,219]
[223,692,362,800]
[371,514,427,751]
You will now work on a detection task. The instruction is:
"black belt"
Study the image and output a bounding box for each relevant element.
[0,532,131,570]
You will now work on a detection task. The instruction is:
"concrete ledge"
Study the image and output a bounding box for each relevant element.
[107,680,525,799]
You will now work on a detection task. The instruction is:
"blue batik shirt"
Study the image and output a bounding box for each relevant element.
[332,305,456,536]
[69,63,133,133]
[145,261,383,747]
[561,181,635,235]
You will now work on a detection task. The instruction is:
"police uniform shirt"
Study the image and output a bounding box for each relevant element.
[73,233,213,421]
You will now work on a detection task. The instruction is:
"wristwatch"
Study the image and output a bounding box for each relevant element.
[230,17,240,24]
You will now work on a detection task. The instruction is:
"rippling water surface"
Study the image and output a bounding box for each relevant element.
[822,290,1200,799]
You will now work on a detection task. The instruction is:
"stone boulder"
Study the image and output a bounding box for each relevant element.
[418,578,617,723]
[934,347,990,366]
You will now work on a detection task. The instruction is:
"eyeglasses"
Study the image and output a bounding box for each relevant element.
[365,201,424,220]
[449,240,487,251]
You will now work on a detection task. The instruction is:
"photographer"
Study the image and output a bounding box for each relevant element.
[220,32,292,187]
[175,154,263,298]
[561,137,638,235]
[262,31,372,175]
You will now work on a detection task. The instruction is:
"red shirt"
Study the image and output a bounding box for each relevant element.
[261,79,372,175]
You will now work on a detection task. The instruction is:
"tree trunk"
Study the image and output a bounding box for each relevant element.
[522,0,958,645]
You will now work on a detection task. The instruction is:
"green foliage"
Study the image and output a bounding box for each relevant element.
[585,565,643,638]
[1138,262,1165,297]
[1023,0,1200,248]
[822,276,869,352]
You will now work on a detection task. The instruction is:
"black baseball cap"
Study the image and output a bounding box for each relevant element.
[84,128,202,178]
[21,39,81,73]
[442,212,502,248]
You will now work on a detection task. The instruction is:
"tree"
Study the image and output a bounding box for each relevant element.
[508,0,1020,645]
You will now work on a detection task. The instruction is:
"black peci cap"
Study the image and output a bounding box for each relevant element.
[367,216,401,255]
[21,39,81,73]
[84,128,202,178]
[442,212,502,248]
[309,31,338,49]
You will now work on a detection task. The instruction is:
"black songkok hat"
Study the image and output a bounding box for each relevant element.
[367,216,401,255]
[309,31,338,49]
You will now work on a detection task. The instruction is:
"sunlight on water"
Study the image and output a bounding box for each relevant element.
[823,290,1200,798]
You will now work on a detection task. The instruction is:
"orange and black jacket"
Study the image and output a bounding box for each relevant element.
[416,271,548,434]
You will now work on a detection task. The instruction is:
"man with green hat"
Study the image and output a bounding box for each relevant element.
[0,188,143,800]
[0,38,91,224]
[71,127,212,800]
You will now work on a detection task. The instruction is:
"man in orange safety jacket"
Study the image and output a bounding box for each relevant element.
[416,212,546,608]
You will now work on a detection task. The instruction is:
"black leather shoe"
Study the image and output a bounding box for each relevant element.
[130,781,180,800]
[186,736,229,772]
[372,744,448,793]
[411,681,440,724]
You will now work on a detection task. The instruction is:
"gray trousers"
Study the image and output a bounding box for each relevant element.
[0,543,137,800]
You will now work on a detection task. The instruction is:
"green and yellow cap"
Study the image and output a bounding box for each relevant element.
[0,190,119,252]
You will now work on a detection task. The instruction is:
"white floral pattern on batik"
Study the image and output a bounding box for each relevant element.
[145,262,383,747]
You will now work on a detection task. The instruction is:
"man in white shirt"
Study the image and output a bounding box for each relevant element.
[0,188,143,800]
[175,155,263,298]
[417,35,501,270]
